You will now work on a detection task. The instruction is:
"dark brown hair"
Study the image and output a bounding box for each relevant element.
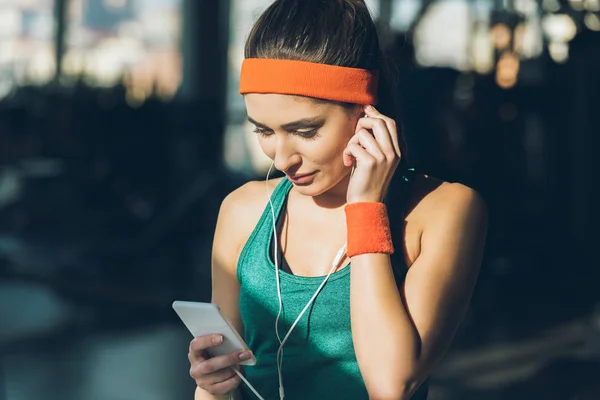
[245,0,408,162]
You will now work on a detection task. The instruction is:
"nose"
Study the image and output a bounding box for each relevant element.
[273,136,301,173]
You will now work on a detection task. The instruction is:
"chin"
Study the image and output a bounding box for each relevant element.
[290,181,325,197]
[291,172,346,198]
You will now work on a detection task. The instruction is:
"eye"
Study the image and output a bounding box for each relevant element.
[295,129,320,140]
[253,127,273,137]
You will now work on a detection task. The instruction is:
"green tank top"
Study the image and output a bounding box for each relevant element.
[237,172,429,400]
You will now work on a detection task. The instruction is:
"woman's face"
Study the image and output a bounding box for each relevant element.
[244,93,363,197]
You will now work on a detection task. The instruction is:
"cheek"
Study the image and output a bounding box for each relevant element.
[333,123,356,151]
[257,137,275,159]
[311,133,351,165]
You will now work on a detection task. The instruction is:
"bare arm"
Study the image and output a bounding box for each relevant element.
[350,184,488,399]
[192,184,258,400]
[211,191,245,338]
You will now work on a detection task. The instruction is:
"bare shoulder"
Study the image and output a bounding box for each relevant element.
[212,178,284,334]
[221,177,283,220]
[406,173,487,234]
[399,173,487,269]
[217,177,285,254]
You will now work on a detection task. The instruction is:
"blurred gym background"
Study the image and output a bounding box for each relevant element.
[1,0,599,399]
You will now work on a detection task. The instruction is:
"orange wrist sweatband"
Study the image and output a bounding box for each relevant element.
[345,202,394,257]
[239,58,379,105]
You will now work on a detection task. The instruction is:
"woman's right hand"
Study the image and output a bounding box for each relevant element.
[188,334,253,396]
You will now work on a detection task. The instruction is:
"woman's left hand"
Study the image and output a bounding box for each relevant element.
[342,105,402,204]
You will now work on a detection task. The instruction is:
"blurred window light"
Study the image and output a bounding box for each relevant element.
[64,0,183,100]
[514,24,526,53]
[512,0,545,59]
[548,40,569,63]
[104,0,127,9]
[227,0,271,115]
[0,1,55,97]
[584,0,600,11]
[519,16,544,59]
[542,0,561,12]
[569,0,586,11]
[225,0,274,175]
[471,22,495,74]
[542,13,578,42]
[473,0,493,20]
[390,0,421,32]
[413,0,471,71]
[491,23,512,50]
[0,80,12,99]
[584,12,600,30]
[495,51,520,89]
[514,0,538,15]
[513,21,544,59]
[0,8,22,37]
[365,0,380,20]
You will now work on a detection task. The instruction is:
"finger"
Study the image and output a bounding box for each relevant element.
[363,106,401,158]
[346,142,376,169]
[189,335,223,362]
[190,335,223,352]
[343,130,381,161]
[355,129,385,161]
[205,366,237,385]
[188,349,207,365]
[356,115,397,160]
[190,359,237,383]
[343,136,359,167]
[200,350,252,374]
[209,373,242,396]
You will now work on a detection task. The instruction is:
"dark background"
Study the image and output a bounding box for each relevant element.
[1,0,599,399]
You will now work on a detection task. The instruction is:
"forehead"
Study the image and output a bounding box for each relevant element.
[244,93,335,121]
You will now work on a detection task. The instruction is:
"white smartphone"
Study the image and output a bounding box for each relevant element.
[172,300,256,366]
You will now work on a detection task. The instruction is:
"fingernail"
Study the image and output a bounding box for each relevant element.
[239,351,252,361]
[365,105,374,112]
[213,335,223,345]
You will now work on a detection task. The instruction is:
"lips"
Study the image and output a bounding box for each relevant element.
[288,172,315,180]
[286,171,317,184]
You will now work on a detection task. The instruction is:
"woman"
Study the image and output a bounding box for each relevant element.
[188,0,487,399]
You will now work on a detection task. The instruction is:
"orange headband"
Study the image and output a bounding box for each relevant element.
[239,58,378,105]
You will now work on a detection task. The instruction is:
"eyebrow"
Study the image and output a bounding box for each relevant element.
[247,116,324,131]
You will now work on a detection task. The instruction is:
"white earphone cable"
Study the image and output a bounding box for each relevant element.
[230,368,265,400]
[236,163,349,400]
[266,163,347,399]
[265,163,288,399]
